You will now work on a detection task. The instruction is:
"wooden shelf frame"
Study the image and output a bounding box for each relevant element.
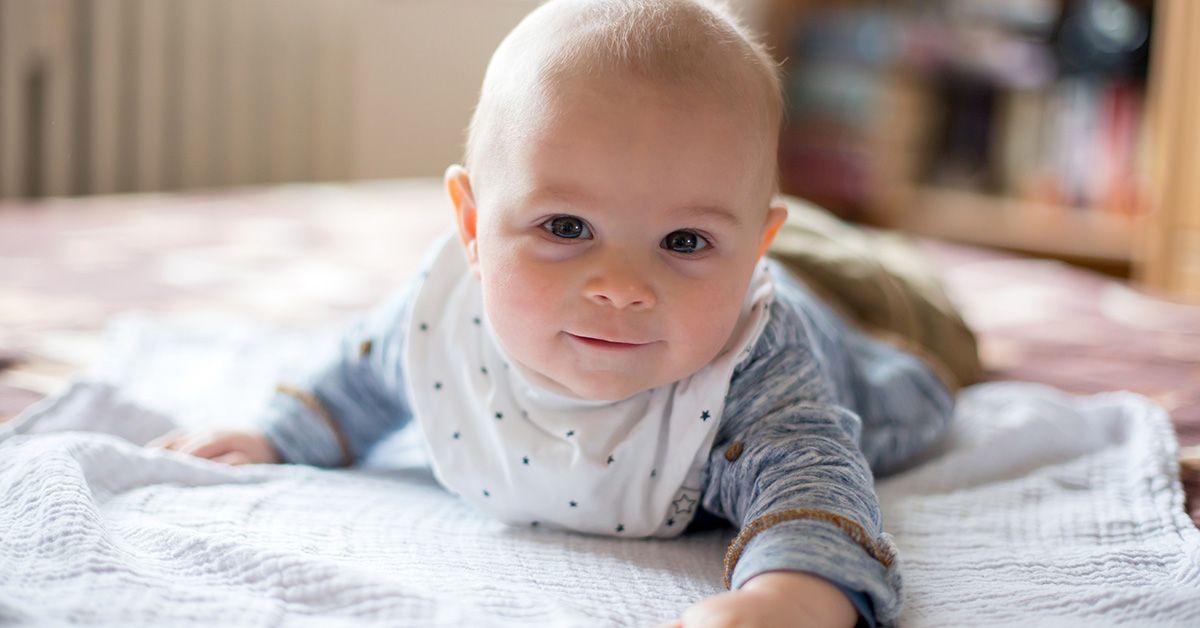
[893,187,1138,266]
[1141,0,1200,299]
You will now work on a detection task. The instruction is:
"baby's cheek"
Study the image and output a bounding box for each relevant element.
[481,262,560,358]
[487,256,556,319]
[675,283,744,362]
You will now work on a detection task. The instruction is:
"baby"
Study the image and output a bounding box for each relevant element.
[151,0,954,626]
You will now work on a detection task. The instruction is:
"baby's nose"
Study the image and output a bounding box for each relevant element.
[587,287,654,310]
[584,263,656,310]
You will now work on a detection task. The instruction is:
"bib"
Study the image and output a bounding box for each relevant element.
[403,234,774,537]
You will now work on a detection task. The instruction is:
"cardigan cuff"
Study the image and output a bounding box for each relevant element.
[728,514,902,626]
[259,384,350,468]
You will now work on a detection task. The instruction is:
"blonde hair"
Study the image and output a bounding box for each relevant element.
[463,0,783,182]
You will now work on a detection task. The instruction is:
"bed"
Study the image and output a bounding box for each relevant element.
[2,180,1199,625]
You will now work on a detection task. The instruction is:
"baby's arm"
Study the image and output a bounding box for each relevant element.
[152,282,419,467]
[688,344,900,627]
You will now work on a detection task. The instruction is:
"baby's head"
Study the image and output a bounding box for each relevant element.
[445,0,788,401]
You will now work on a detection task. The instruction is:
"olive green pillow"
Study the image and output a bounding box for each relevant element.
[767,195,983,392]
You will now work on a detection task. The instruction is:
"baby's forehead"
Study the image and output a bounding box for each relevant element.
[470,2,780,151]
[503,0,771,97]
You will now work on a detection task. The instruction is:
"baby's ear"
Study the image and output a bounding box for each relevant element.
[757,199,788,259]
[444,165,481,277]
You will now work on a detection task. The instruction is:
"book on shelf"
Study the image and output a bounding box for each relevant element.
[776,0,1151,222]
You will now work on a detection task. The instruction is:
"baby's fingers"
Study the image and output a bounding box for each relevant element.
[149,429,278,464]
[146,430,185,449]
[179,434,240,460]
[211,451,253,466]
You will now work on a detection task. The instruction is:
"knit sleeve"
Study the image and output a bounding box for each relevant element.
[701,337,902,626]
[258,281,418,467]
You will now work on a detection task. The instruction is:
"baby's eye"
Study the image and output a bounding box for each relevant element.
[542,215,592,239]
[661,230,710,254]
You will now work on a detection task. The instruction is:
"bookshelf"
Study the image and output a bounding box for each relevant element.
[765,0,1200,300]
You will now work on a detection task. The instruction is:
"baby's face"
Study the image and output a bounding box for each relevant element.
[450,77,785,401]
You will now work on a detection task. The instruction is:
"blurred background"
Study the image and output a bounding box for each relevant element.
[0,0,545,195]
[0,0,1196,299]
[773,0,1152,262]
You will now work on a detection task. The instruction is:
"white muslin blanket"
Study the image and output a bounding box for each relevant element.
[2,316,1199,627]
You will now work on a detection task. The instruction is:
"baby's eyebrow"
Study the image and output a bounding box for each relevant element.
[524,184,741,227]
[525,183,593,206]
[675,205,741,227]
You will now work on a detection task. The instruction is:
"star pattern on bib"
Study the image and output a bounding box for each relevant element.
[701,410,711,422]
[494,411,504,420]
[522,456,530,465]
[419,322,428,331]
[607,455,615,465]
[671,494,697,516]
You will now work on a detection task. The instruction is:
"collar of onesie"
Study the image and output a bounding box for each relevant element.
[403,234,775,537]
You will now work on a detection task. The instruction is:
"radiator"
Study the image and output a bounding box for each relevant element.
[0,0,357,199]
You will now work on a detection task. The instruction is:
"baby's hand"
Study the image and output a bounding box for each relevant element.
[660,571,857,628]
[147,429,281,465]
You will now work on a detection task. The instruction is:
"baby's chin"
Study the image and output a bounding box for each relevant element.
[524,343,725,402]
[549,365,694,402]
[561,377,654,403]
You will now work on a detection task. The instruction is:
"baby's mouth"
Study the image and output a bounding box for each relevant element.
[564,332,651,350]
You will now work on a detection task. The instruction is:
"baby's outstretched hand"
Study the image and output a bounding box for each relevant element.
[147,429,281,465]
[660,571,857,628]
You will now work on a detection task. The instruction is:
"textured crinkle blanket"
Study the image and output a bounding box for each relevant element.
[2,317,1199,627]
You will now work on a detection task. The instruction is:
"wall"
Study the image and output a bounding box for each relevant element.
[0,0,540,198]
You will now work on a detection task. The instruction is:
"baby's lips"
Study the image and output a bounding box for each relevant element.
[565,331,652,346]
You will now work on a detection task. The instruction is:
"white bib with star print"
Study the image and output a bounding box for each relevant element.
[403,234,774,538]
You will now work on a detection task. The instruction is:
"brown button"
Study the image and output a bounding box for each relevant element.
[724,441,744,462]
[358,339,373,358]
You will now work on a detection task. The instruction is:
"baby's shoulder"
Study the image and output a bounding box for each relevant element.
[723,262,856,411]
[741,260,849,361]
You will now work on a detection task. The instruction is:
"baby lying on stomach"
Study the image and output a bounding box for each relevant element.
[151,1,954,625]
